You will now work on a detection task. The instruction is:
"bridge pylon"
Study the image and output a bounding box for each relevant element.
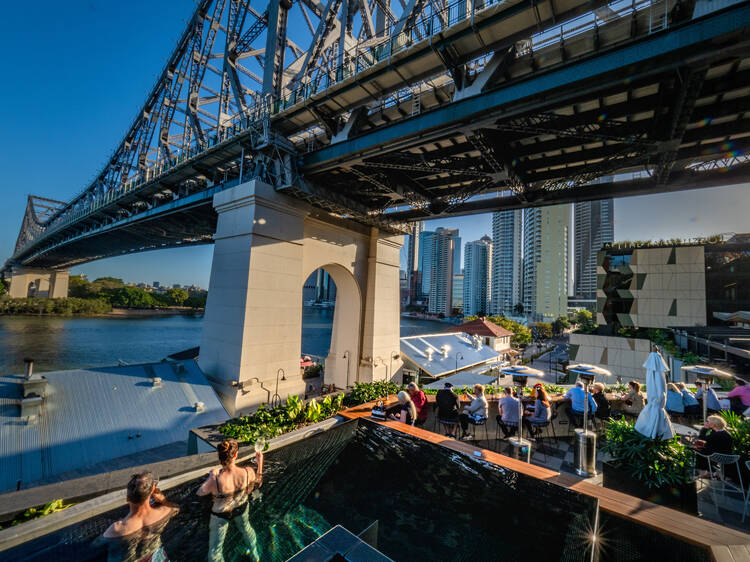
[6,267,69,299]
[199,180,403,416]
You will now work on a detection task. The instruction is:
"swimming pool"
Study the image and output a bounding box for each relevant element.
[1,418,712,561]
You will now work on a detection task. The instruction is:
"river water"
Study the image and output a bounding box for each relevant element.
[0,308,444,374]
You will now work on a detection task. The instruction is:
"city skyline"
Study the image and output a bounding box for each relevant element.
[2,2,749,290]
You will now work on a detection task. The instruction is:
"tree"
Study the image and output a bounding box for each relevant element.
[167,288,189,306]
[68,275,90,298]
[552,316,570,336]
[574,309,593,325]
[534,322,553,340]
[513,303,524,315]
[111,287,154,309]
[0,278,6,296]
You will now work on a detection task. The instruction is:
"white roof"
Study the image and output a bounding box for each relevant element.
[400,332,502,378]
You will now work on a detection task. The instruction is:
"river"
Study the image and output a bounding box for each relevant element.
[0,309,445,374]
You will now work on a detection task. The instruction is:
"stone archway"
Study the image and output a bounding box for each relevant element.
[301,263,362,390]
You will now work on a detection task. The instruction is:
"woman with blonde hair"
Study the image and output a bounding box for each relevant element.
[197,438,263,562]
[389,390,417,425]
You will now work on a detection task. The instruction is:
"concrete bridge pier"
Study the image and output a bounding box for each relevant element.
[199,180,403,416]
[7,268,69,298]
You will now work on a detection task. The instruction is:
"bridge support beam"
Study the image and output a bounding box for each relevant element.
[7,268,69,298]
[199,180,403,416]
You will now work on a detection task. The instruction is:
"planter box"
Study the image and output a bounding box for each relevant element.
[602,461,698,515]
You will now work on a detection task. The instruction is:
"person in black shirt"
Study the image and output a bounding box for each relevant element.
[695,415,734,476]
[436,382,460,437]
[592,382,611,421]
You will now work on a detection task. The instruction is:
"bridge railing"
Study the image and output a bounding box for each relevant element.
[16,0,675,258]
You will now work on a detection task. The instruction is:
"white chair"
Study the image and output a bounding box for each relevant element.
[706,452,745,510]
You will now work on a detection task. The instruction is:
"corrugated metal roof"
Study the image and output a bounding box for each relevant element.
[0,360,228,492]
[400,333,501,377]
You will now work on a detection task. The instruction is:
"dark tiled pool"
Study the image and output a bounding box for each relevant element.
[0,418,712,561]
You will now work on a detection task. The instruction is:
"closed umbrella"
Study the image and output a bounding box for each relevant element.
[635,351,674,439]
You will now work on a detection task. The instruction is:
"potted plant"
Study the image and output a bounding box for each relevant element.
[601,418,697,514]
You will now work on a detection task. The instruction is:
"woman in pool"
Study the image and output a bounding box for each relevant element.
[197,438,263,562]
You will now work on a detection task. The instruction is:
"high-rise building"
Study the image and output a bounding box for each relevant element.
[406,221,424,303]
[418,230,435,298]
[427,227,459,315]
[574,199,614,300]
[452,273,464,314]
[491,210,522,316]
[463,236,492,316]
[523,205,571,320]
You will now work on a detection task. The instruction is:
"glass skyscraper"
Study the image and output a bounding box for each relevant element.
[491,210,522,316]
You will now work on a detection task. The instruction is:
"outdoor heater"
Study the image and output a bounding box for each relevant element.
[566,363,613,477]
[681,365,734,425]
[500,364,547,463]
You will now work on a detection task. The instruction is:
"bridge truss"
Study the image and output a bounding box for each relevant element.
[7,0,750,269]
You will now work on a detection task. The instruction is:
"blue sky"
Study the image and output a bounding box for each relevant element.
[1,1,748,288]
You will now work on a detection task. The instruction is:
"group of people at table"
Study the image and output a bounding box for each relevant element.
[386,378,750,447]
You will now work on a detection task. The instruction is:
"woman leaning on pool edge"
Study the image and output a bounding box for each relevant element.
[197,438,263,562]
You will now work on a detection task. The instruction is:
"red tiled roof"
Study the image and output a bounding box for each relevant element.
[444,317,514,338]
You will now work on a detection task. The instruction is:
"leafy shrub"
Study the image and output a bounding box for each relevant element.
[718,410,750,460]
[302,364,323,379]
[602,417,694,488]
[219,393,345,443]
[343,381,401,406]
[2,499,72,529]
[0,297,111,316]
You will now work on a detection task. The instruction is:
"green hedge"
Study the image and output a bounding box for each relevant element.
[0,297,111,316]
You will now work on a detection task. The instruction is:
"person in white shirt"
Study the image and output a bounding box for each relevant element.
[496,386,521,438]
[459,384,489,440]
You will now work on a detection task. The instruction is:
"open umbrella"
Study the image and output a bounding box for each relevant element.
[681,365,735,424]
[634,351,674,439]
[500,365,550,461]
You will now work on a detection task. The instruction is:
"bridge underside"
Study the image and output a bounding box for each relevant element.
[7,2,750,271]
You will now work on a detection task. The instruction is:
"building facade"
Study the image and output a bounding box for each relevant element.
[427,227,459,316]
[463,236,492,316]
[418,230,435,299]
[406,221,424,303]
[574,199,614,301]
[522,205,571,320]
[491,209,522,315]
[452,273,464,314]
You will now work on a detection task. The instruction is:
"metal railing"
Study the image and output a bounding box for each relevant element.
[18,0,677,257]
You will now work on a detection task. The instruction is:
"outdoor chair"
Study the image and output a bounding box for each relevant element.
[705,452,745,510]
[495,419,518,445]
[742,460,750,522]
[437,417,459,437]
[464,416,490,445]
[528,419,555,463]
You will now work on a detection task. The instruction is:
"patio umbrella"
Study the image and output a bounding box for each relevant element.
[500,365,550,456]
[566,363,613,477]
[681,365,735,424]
[634,351,674,440]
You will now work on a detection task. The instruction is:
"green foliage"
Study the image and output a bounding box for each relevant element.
[68,275,90,298]
[0,278,7,296]
[552,316,570,335]
[575,309,593,325]
[219,393,345,443]
[604,383,629,394]
[303,364,323,379]
[343,381,401,406]
[185,293,207,308]
[110,286,156,309]
[533,322,553,340]
[718,410,750,460]
[464,314,532,345]
[717,377,736,392]
[3,499,72,528]
[167,288,189,306]
[647,329,699,365]
[0,297,111,316]
[602,417,694,488]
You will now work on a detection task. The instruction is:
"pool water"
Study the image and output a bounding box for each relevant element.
[4,419,603,561]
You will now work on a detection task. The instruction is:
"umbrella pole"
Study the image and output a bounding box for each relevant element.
[518,383,524,443]
[583,381,589,434]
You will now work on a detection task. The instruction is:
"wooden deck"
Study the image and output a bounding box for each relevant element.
[340,399,750,562]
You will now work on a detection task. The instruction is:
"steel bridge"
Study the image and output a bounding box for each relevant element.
[6,0,750,270]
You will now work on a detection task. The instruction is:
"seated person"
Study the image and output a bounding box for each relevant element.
[407,382,429,426]
[666,382,685,421]
[522,383,551,436]
[694,415,734,475]
[389,391,417,425]
[677,382,701,416]
[497,386,521,438]
[100,472,179,561]
[591,382,610,421]
[436,381,460,436]
[459,384,489,440]
[621,380,645,416]
[695,381,722,413]
[564,381,596,427]
[727,378,750,414]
